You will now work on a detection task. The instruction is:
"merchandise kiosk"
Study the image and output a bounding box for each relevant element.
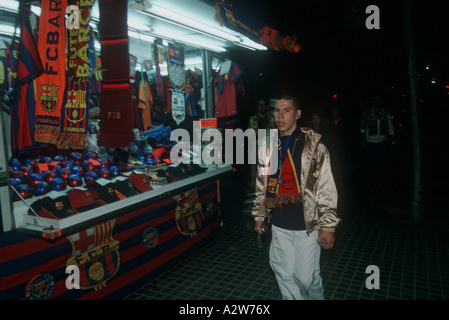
[0,0,271,299]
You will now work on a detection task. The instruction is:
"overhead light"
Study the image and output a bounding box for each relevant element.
[140,33,155,43]
[128,30,155,43]
[151,29,226,53]
[0,1,40,16]
[0,0,18,13]
[136,5,267,51]
[128,20,152,33]
[137,4,241,43]
[0,24,19,37]
[238,37,268,51]
[30,5,40,16]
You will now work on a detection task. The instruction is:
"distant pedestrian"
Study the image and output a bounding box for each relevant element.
[360,95,395,204]
[247,98,277,190]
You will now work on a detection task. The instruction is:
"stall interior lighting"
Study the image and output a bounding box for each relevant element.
[149,28,226,53]
[137,7,240,43]
[0,0,267,52]
[136,3,267,51]
[0,24,19,37]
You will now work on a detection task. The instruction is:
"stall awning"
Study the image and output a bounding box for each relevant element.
[213,2,301,53]
[0,0,300,54]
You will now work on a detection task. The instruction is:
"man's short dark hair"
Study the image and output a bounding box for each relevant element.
[277,94,300,110]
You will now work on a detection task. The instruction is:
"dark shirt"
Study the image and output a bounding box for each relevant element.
[270,133,306,230]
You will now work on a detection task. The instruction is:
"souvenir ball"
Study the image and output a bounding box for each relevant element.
[10,171,26,185]
[51,177,67,191]
[39,156,52,164]
[57,168,72,181]
[84,151,98,160]
[27,173,43,187]
[9,159,22,171]
[70,152,84,165]
[82,160,99,173]
[67,174,83,188]
[84,171,98,186]
[24,159,37,169]
[33,181,50,197]
[9,178,18,190]
[98,168,111,180]
[98,157,111,169]
[43,171,58,183]
[14,184,33,200]
[53,155,65,162]
[70,165,85,177]
[21,166,32,178]
[109,166,120,177]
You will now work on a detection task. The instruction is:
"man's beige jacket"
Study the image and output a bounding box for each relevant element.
[251,127,340,234]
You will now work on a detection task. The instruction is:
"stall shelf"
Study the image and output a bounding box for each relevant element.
[0,164,231,299]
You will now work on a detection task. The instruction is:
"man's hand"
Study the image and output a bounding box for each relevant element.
[254,220,265,235]
[317,231,335,250]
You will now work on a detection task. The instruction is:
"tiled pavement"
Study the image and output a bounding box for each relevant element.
[124,169,449,300]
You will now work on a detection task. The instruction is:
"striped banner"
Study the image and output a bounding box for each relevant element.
[0,182,219,300]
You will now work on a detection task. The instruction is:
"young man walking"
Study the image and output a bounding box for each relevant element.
[252,94,340,300]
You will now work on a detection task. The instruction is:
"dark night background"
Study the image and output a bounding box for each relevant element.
[221,0,449,218]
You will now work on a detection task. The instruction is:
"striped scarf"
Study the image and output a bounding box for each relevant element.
[265,127,303,208]
[56,0,94,150]
[97,0,133,147]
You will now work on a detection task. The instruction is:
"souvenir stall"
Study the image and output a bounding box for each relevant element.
[0,0,299,300]
[0,0,264,300]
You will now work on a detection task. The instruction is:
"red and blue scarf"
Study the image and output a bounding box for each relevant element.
[56,0,94,150]
[265,127,303,208]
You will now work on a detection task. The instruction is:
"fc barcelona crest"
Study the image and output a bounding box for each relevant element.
[65,90,87,124]
[39,84,59,112]
[268,177,278,194]
[66,219,120,290]
[173,188,203,237]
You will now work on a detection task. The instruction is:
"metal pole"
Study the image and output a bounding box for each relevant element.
[404,0,422,221]
[201,49,214,118]
[0,106,14,232]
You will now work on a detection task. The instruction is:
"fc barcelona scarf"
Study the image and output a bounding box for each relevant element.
[34,0,67,145]
[56,0,94,150]
[98,0,133,147]
[265,128,303,208]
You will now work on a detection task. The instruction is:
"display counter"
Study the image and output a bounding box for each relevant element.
[0,164,231,300]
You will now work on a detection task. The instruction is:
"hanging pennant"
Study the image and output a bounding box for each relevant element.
[168,43,186,124]
[171,91,185,125]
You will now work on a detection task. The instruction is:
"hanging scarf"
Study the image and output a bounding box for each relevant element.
[98,0,133,147]
[56,0,94,150]
[34,0,67,145]
[265,127,303,208]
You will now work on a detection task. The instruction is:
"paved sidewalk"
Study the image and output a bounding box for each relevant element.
[124,171,449,300]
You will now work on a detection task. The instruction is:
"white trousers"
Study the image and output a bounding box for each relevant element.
[269,225,325,300]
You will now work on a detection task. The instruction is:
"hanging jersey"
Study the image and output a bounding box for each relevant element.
[214,62,244,118]
[138,73,153,130]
